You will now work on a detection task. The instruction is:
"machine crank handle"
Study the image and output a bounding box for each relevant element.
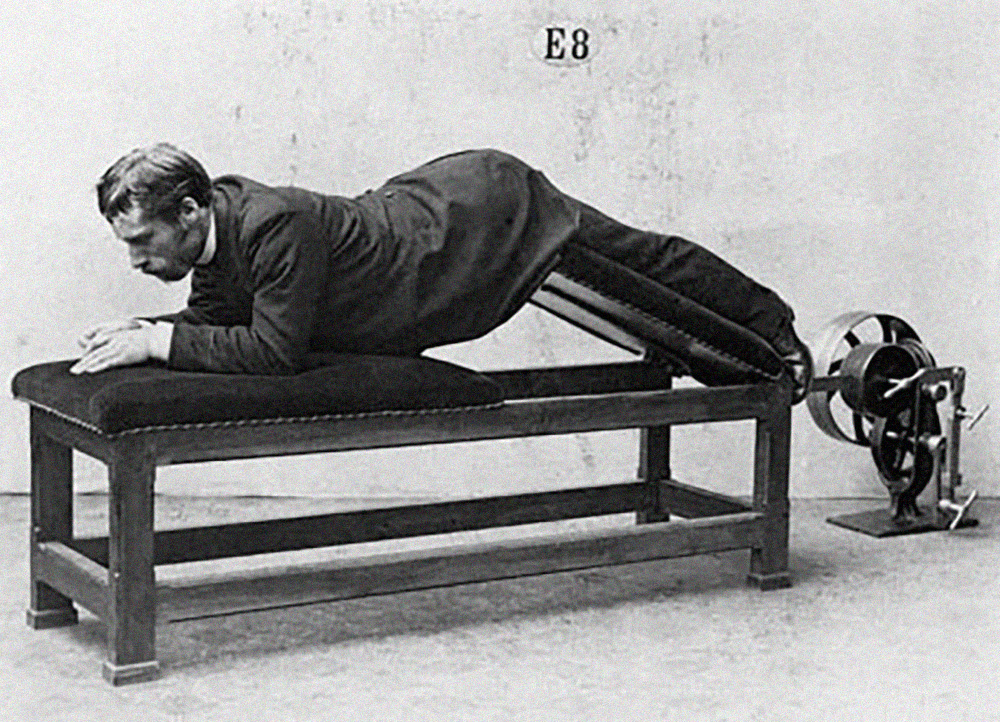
[882,371,951,403]
[881,370,924,400]
[938,490,979,531]
[964,404,989,430]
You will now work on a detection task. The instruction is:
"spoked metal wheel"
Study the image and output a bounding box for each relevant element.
[871,398,941,519]
[806,312,933,446]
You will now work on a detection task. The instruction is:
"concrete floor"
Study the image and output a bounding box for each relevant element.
[2,494,998,721]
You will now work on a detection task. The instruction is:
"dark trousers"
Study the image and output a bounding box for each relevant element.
[569,201,798,357]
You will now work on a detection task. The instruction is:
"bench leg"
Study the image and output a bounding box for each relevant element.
[27,410,79,629]
[102,440,159,685]
[747,396,792,591]
[636,425,671,524]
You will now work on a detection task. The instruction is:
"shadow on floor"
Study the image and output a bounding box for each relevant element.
[62,546,793,672]
[29,496,998,678]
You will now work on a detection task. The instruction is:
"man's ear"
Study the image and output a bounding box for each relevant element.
[177,197,202,229]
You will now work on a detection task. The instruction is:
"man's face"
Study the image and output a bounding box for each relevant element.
[111,204,198,282]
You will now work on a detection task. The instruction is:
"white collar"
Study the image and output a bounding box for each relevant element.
[195,210,216,265]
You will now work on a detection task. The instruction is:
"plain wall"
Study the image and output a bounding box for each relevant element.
[2,0,997,501]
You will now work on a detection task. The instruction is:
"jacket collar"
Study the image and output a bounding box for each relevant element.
[195,207,216,265]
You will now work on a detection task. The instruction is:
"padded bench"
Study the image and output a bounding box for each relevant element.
[12,253,793,685]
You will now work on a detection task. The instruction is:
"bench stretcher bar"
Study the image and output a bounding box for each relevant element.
[63,481,753,567]
[157,512,765,621]
[34,541,109,621]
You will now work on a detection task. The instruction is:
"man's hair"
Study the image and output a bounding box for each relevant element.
[96,143,212,222]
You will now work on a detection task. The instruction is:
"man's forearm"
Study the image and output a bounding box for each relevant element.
[167,320,306,374]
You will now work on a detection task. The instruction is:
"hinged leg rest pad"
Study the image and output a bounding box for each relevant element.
[12,355,791,684]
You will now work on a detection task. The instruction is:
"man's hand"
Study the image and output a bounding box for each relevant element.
[77,318,151,354]
[71,322,154,374]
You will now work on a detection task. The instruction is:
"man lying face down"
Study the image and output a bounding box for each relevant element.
[73,144,811,396]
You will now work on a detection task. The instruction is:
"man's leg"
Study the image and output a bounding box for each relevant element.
[568,202,811,394]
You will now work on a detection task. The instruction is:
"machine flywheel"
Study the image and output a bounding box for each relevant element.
[806,312,933,446]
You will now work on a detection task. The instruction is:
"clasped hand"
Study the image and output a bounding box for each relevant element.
[71,319,153,374]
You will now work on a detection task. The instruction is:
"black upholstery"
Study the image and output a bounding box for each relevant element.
[11,356,504,435]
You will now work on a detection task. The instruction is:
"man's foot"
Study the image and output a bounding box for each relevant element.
[771,318,813,404]
[782,329,813,404]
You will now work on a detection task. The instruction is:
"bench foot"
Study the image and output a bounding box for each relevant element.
[102,660,161,686]
[746,571,792,591]
[26,606,79,629]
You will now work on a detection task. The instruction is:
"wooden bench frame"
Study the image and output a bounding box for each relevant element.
[25,360,791,685]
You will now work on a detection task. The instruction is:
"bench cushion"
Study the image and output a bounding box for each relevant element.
[11,356,504,435]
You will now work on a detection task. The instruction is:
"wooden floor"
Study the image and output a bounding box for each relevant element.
[3,493,998,721]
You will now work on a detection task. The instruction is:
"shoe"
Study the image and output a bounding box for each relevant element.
[780,326,813,404]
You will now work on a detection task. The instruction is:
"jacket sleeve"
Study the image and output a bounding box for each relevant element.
[167,210,329,374]
[146,267,250,327]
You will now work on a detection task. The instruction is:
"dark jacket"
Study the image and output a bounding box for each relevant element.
[166,150,579,373]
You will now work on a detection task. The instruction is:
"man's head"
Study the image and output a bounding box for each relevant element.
[96,144,213,282]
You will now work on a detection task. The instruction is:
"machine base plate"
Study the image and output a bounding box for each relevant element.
[827,507,979,537]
